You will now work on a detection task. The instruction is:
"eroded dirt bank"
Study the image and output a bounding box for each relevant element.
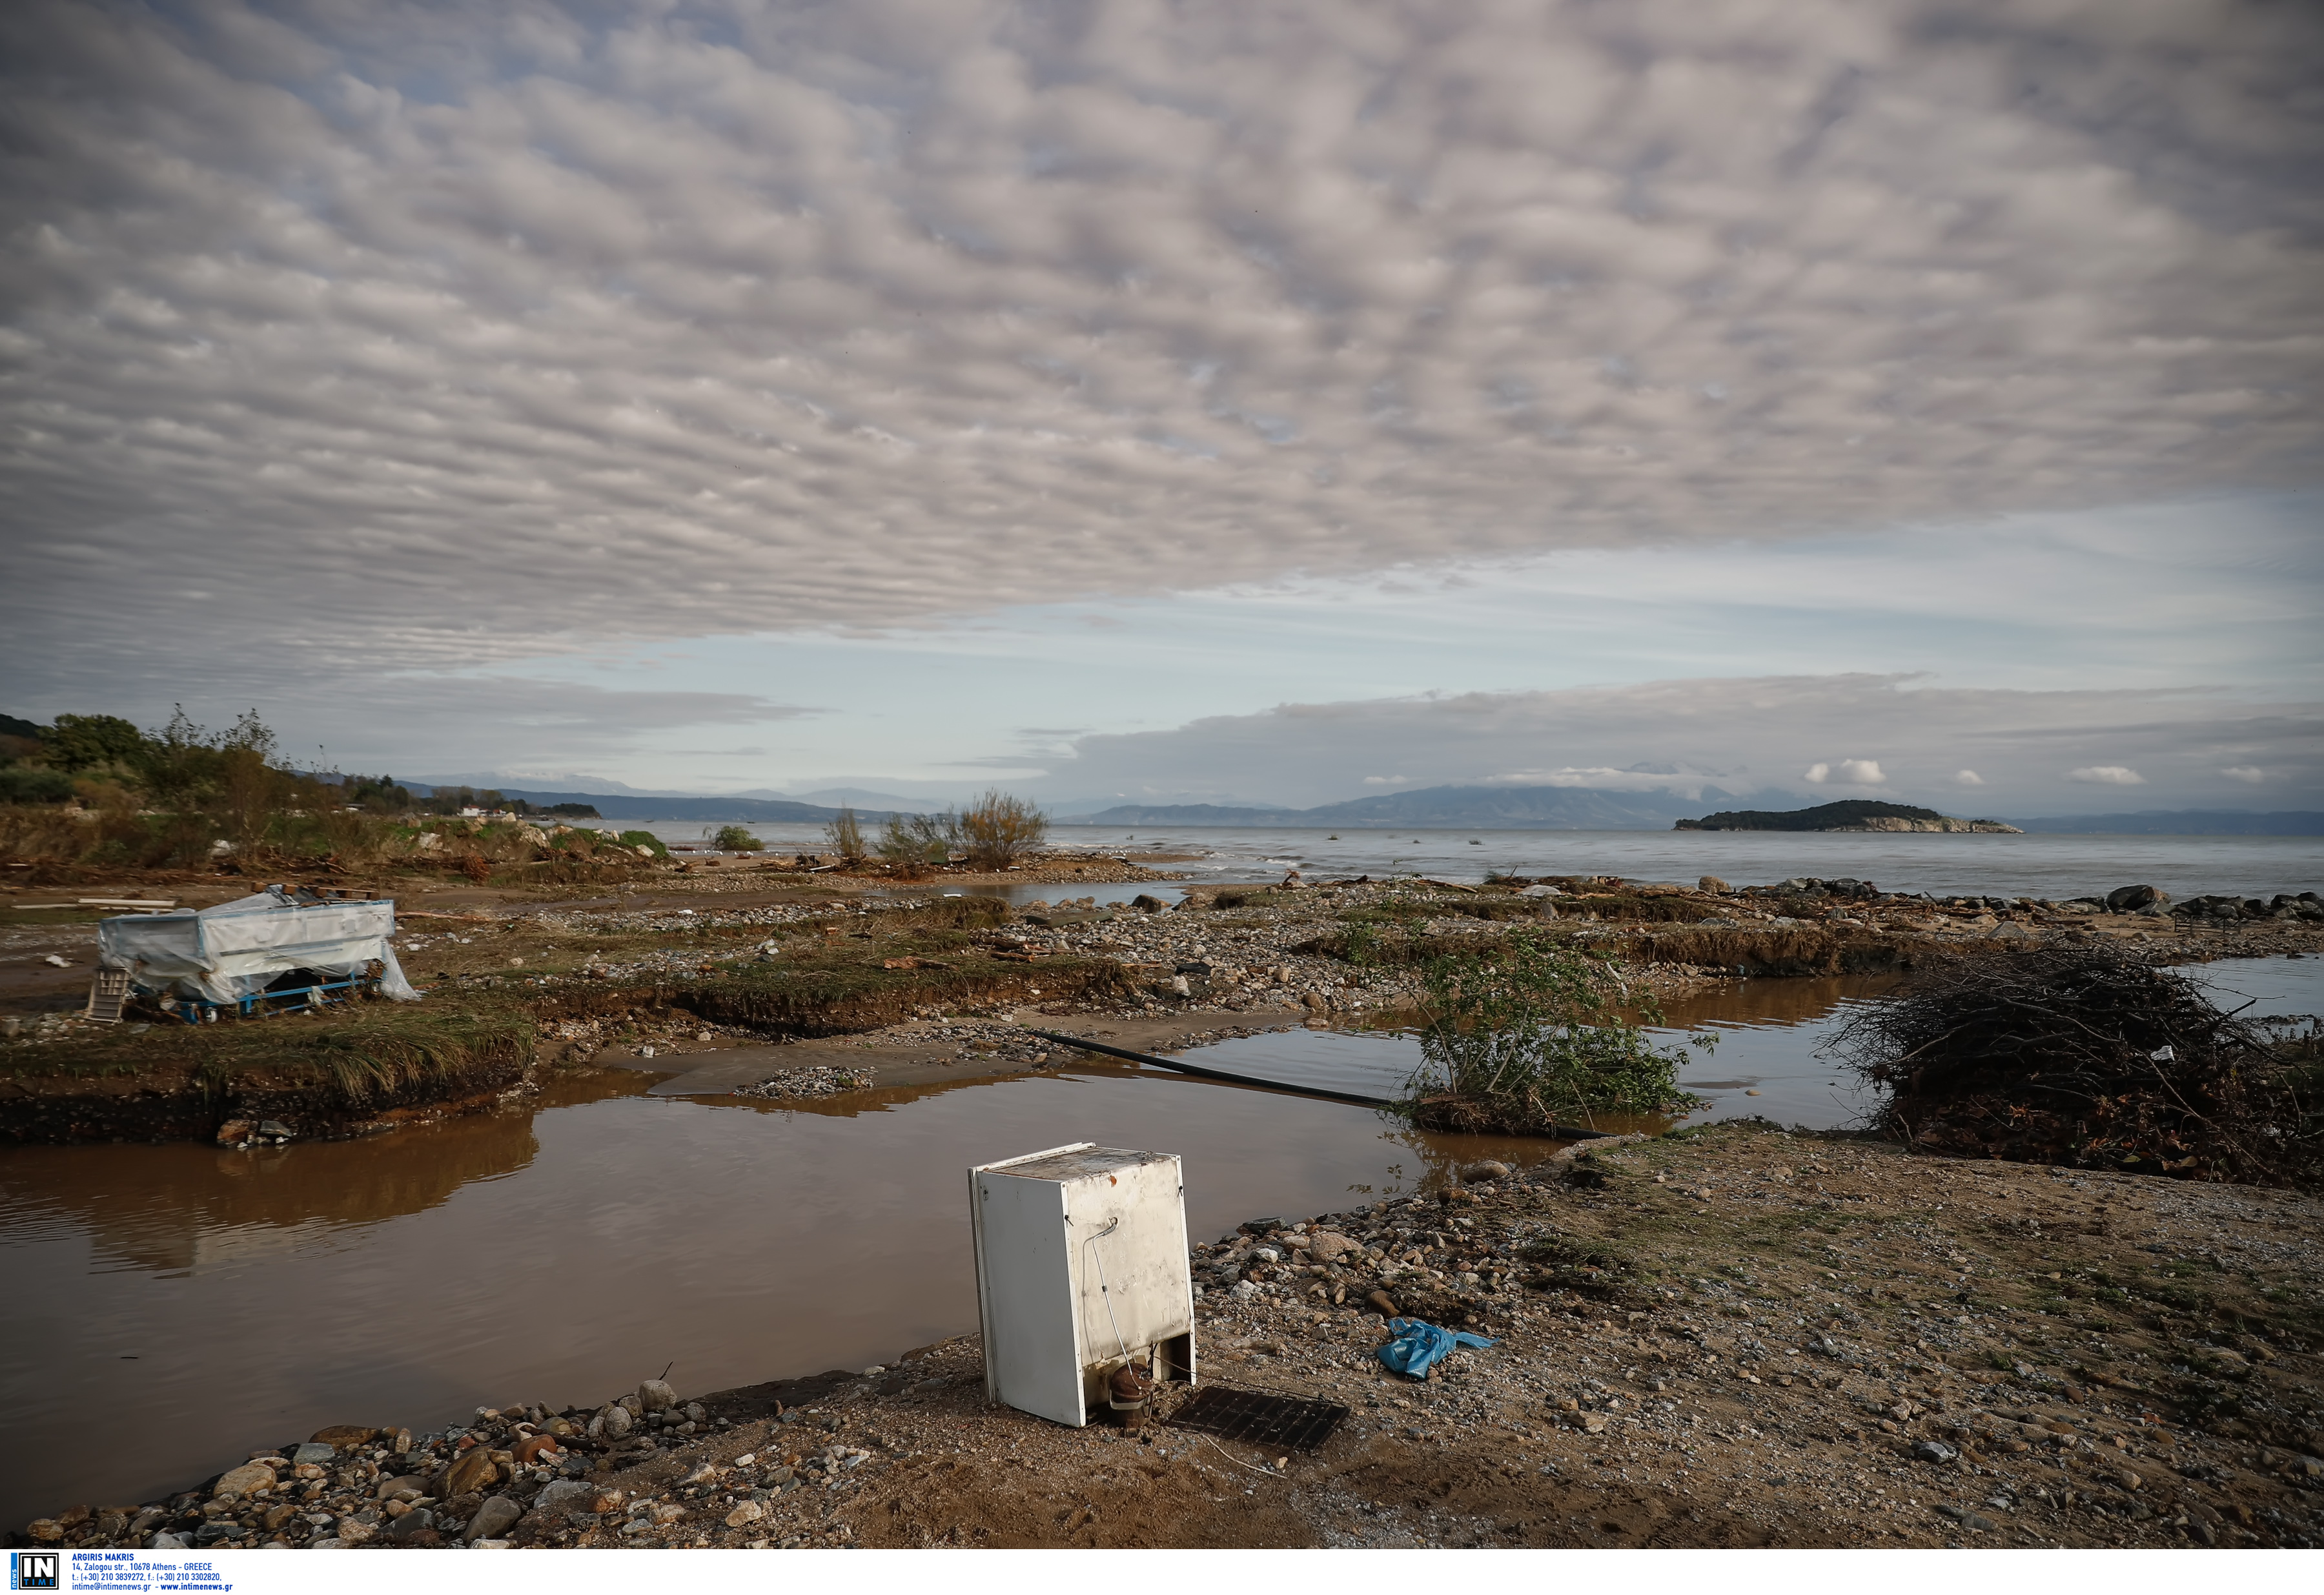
[19,1124,2320,1551]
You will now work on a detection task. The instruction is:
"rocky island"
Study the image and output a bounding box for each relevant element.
[1676,801,2021,834]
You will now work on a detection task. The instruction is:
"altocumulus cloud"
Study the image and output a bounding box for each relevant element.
[3,0,2323,707]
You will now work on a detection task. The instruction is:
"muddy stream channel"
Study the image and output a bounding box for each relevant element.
[5,959,2316,1526]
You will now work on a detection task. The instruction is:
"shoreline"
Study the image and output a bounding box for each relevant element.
[5,868,2320,1147]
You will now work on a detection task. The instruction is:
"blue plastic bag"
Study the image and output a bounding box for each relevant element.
[1376,1316,1497,1378]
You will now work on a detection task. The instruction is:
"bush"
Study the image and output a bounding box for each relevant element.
[0,767,75,804]
[1403,930,1708,1134]
[825,806,866,862]
[709,824,764,852]
[619,830,668,858]
[958,789,1048,869]
[877,811,953,878]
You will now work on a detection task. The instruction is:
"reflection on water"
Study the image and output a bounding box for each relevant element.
[1166,973,1905,1133]
[0,1059,1547,1526]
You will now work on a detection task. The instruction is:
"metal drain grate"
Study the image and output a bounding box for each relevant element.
[85,968,130,1024]
[1167,1386,1349,1452]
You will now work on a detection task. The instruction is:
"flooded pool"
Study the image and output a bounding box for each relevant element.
[6,954,2314,1528]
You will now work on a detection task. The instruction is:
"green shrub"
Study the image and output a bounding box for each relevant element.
[959,789,1047,869]
[0,767,74,804]
[825,806,866,861]
[709,824,764,852]
[618,830,668,858]
[1405,930,1709,1133]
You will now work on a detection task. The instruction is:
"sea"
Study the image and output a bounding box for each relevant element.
[638,820,2321,902]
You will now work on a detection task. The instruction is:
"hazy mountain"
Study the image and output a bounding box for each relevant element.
[1082,784,1738,829]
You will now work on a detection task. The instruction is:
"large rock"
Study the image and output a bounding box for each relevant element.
[599,1404,633,1439]
[290,1443,336,1467]
[464,1497,522,1543]
[214,1462,276,1498]
[724,1501,765,1528]
[1303,1230,1361,1263]
[530,1479,593,1516]
[387,1508,437,1545]
[2105,884,2167,911]
[442,1448,504,1498]
[309,1426,379,1450]
[637,1379,677,1413]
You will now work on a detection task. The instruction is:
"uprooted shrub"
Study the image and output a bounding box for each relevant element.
[1826,945,2323,1187]
[1402,931,1711,1135]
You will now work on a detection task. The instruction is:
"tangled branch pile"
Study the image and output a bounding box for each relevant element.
[1826,946,2322,1186]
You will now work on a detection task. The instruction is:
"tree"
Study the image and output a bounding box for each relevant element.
[958,789,1048,869]
[44,713,148,773]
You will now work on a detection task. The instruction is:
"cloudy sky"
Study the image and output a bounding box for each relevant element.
[3,0,2319,814]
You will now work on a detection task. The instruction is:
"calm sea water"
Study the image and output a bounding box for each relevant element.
[648,820,2321,900]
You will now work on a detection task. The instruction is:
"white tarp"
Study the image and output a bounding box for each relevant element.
[99,890,419,1004]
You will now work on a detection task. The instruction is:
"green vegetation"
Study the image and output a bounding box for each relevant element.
[0,706,655,878]
[824,806,866,862]
[958,789,1048,869]
[709,824,766,852]
[1403,930,1709,1135]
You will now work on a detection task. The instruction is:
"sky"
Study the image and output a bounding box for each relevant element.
[3,0,2320,815]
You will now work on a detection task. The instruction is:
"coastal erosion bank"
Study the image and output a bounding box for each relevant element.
[15,1124,2321,1550]
[7,868,2319,1148]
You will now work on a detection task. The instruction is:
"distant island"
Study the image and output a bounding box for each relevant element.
[1675,800,2021,833]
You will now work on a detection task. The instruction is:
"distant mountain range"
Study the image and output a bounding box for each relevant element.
[1079,784,1733,829]
[380,774,2323,836]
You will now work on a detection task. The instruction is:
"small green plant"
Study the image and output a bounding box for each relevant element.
[824,806,866,862]
[1404,930,1710,1134]
[709,824,765,852]
[877,811,954,877]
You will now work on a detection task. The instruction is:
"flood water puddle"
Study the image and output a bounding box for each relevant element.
[5,955,2314,1526]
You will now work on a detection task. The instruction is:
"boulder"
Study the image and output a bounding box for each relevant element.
[529,1480,593,1516]
[442,1448,507,1498]
[598,1403,633,1440]
[1303,1230,1361,1263]
[1460,1160,1513,1184]
[464,1497,522,1543]
[214,1462,276,1498]
[290,1443,336,1467]
[637,1379,677,1413]
[2105,884,2166,912]
[1697,877,1729,894]
[308,1426,379,1450]
[724,1501,766,1528]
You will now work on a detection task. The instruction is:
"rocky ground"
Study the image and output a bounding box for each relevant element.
[19,1122,2321,1552]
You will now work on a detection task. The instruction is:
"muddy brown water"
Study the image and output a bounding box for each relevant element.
[6,958,2314,1529]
